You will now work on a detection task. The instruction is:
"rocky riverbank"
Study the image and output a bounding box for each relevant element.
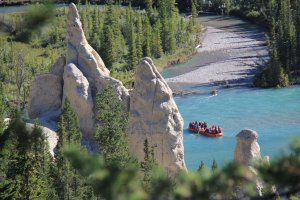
[165,16,269,87]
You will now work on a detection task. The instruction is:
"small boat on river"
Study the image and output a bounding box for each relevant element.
[188,121,223,137]
[188,127,223,137]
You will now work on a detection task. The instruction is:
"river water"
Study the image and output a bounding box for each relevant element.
[163,16,300,171]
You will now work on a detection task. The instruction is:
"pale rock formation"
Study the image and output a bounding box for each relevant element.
[67,3,109,80]
[50,55,66,77]
[127,57,186,175]
[234,129,261,165]
[234,129,275,197]
[2,119,58,158]
[28,3,129,141]
[28,73,63,119]
[66,3,129,105]
[63,63,94,137]
[25,123,58,157]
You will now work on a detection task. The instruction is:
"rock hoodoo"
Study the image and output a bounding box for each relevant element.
[28,4,186,174]
[234,129,274,196]
[127,58,186,175]
[28,3,129,139]
[234,129,261,165]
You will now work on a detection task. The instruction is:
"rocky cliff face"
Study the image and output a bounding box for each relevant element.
[127,58,186,175]
[28,4,185,174]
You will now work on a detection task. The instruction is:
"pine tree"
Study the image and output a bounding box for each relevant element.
[168,19,176,54]
[152,20,163,58]
[140,138,157,191]
[191,0,197,26]
[145,0,153,13]
[211,159,218,173]
[128,26,138,70]
[197,161,205,173]
[126,8,138,70]
[277,0,296,73]
[101,5,119,69]
[143,15,152,57]
[136,14,143,59]
[0,83,6,135]
[0,114,53,199]
[95,86,134,168]
[54,99,93,200]
[61,98,81,144]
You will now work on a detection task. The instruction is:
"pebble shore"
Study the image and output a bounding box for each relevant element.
[166,24,269,86]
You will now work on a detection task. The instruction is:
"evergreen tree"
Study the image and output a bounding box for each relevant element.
[145,0,153,14]
[136,14,143,59]
[277,0,296,73]
[167,19,176,54]
[140,138,157,191]
[0,83,6,135]
[101,5,120,69]
[126,6,138,70]
[143,15,152,57]
[197,161,205,173]
[191,0,197,26]
[0,114,53,199]
[95,86,134,168]
[211,159,218,173]
[101,27,115,69]
[152,20,163,58]
[54,99,93,200]
[128,26,138,70]
[61,98,81,144]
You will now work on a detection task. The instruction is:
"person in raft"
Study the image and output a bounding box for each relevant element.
[189,122,222,134]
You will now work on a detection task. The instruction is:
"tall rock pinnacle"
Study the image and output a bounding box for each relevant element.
[67,3,109,80]
[127,58,186,175]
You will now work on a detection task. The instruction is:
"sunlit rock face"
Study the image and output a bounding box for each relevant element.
[127,58,186,175]
[234,129,275,197]
[28,73,63,119]
[234,129,261,165]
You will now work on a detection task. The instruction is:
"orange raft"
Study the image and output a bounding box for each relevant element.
[188,127,223,137]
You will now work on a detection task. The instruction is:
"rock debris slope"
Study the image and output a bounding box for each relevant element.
[128,58,186,175]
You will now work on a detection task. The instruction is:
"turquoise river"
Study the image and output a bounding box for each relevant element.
[173,86,300,170]
[163,15,300,171]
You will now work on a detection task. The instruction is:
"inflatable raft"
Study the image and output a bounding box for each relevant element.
[188,127,223,137]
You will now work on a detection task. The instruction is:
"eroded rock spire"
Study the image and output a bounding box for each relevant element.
[127,58,186,175]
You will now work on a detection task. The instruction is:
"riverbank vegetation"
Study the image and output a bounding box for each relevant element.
[0,0,201,110]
